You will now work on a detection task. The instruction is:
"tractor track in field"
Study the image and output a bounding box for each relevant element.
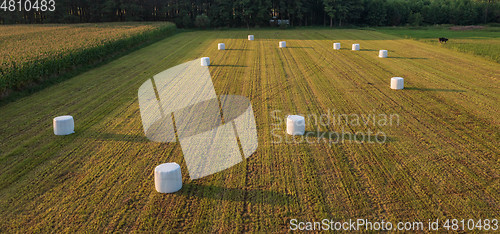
[285,42,389,219]
[306,32,498,159]
[278,46,339,218]
[316,37,496,177]
[292,39,395,219]
[347,40,500,159]
[288,31,498,219]
[356,38,500,214]
[209,36,254,231]
[276,40,392,219]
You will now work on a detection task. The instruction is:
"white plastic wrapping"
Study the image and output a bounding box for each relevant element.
[53,115,75,135]
[218,43,225,50]
[279,41,286,48]
[333,43,341,50]
[379,50,388,58]
[248,35,254,41]
[352,44,360,51]
[201,57,210,66]
[287,115,305,135]
[391,77,404,90]
[154,163,182,193]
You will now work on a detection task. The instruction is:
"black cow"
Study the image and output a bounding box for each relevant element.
[439,37,449,43]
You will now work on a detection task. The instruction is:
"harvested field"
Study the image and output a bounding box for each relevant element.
[0,28,498,232]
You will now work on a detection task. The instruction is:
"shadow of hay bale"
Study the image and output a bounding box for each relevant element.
[287,46,314,49]
[388,57,428,60]
[225,48,253,51]
[177,183,297,206]
[209,64,248,67]
[405,87,466,92]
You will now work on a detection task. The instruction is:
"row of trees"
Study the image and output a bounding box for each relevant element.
[322,0,499,27]
[1,0,498,26]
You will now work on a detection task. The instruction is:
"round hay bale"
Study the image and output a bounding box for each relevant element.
[391,77,404,90]
[200,57,210,66]
[218,43,225,50]
[248,35,254,41]
[154,163,182,193]
[333,43,341,50]
[379,50,388,58]
[279,41,286,48]
[53,115,75,135]
[286,115,305,135]
[352,44,360,51]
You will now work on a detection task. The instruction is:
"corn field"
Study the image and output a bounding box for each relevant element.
[0,22,176,98]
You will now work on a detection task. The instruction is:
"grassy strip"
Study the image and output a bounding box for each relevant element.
[376,26,500,63]
[0,23,177,101]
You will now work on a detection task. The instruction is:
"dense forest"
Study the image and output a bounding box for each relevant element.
[0,0,498,27]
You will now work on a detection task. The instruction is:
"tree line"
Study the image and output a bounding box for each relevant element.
[1,0,498,26]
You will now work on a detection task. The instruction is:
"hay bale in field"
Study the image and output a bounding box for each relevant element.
[53,115,75,135]
[352,44,360,51]
[154,163,182,193]
[279,41,286,48]
[391,77,404,90]
[287,115,305,135]
[333,43,341,50]
[248,35,254,41]
[379,50,388,58]
[201,57,210,66]
[218,43,225,50]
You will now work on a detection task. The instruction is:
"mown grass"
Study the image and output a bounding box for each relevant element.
[378,26,500,63]
[0,28,498,232]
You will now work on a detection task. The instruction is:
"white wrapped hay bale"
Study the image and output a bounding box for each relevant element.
[53,115,75,135]
[200,57,210,66]
[279,41,286,48]
[379,50,388,58]
[352,44,360,51]
[218,43,225,50]
[333,43,341,50]
[286,115,305,136]
[391,77,404,90]
[248,35,254,41]
[154,163,182,193]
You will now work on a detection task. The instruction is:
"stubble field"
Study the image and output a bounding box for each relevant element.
[0,28,498,232]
